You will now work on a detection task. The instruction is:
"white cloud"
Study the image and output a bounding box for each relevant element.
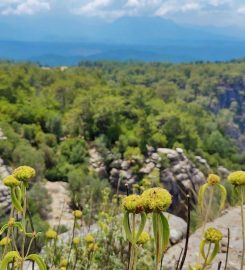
[1,0,50,15]
[237,6,245,14]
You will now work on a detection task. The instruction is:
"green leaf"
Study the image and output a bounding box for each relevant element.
[199,239,206,260]
[152,212,158,242]
[0,251,20,270]
[135,213,147,243]
[123,212,133,243]
[159,212,170,253]
[26,254,47,270]
[218,184,227,210]
[198,183,209,212]
[10,188,23,213]
[207,242,220,264]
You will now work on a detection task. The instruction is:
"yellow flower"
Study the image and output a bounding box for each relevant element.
[3,175,20,187]
[122,195,144,213]
[192,264,202,270]
[204,228,223,243]
[137,231,150,245]
[45,229,58,239]
[84,233,94,243]
[59,259,68,267]
[13,166,36,182]
[207,174,220,185]
[73,210,82,219]
[0,237,11,246]
[60,267,66,270]
[88,243,98,252]
[228,171,245,186]
[141,187,172,213]
[8,218,15,227]
[73,237,80,245]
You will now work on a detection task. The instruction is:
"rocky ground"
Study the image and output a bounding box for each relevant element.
[163,206,244,270]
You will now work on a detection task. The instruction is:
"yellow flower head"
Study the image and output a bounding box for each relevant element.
[141,187,172,213]
[192,264,202,270]
[73,210,82,219]
[207,174,220,185]
[228,171,245,186]
[8,218,15,227]
[59,259,68,267]
[45,229,58,239]
[0,237,11,246]
[3,175,20,187]
[122,194,144,213]
[204,227,223,243]
[84,233,94,243]
[60,267,66,270]
[88,243,98,252]
[73,237,80,245]
[13,166,36,182]
[137,231,150,245]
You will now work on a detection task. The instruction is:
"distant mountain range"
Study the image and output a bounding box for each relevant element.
[1,16,245,65]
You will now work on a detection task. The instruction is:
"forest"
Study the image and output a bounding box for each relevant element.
[0,60,245,269]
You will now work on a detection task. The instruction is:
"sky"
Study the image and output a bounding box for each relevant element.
[1,0,245,28]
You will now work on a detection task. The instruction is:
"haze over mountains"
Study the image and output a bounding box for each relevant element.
[1,15,245,66]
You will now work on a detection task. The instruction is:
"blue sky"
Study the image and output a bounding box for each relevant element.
[1,0,245,27]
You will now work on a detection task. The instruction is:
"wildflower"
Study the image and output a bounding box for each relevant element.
[59,259,68,267]
[191,264,202,270]
[13,166,36,182]
[207,174,220,185]
[84,233,94,243]
[8,218,15,227]
[0,237,11,246]
[141,187,172,213]
[228,171,245,186]
[73,210,82,219]
[88,243,98,252]
[45,229,58,239]
[3,175,20,187]
[60,267,66,270]
[73,237,80,246]
[137,231,150,245]
[122,194,144,213]
[204,228,223,243]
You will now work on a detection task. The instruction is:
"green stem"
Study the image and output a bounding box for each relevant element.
[155,214,160,270]
[240,186,245,270]
[2,207,14,259]
[21,184,27,270]
[201,242,211,270]
[67,217,76,269]
[203,187,214,233]
[129,214,136,270]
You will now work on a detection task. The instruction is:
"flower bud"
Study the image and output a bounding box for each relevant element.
[73,237,80,246]
[84,233,94,243]
[88,243,98,252]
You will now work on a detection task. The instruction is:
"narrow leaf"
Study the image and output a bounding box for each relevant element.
[26,254,47,270]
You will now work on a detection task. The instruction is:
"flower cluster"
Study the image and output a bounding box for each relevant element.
[137,231,150,245]
[228,171,245,186]
[13,166,36,182]
[122,188,172,214]
[3,176,20,187]
[84,233,95,243]
[204,227,223,243]
[73,210,82,219]
[207,174,220,185]
[45,228,58,240]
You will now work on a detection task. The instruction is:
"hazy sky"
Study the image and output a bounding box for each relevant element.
[1,0,245,27]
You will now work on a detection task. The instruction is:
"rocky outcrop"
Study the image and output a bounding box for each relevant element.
[162,206,244,270]
[0,129,11,216]
[90,146,207,218]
